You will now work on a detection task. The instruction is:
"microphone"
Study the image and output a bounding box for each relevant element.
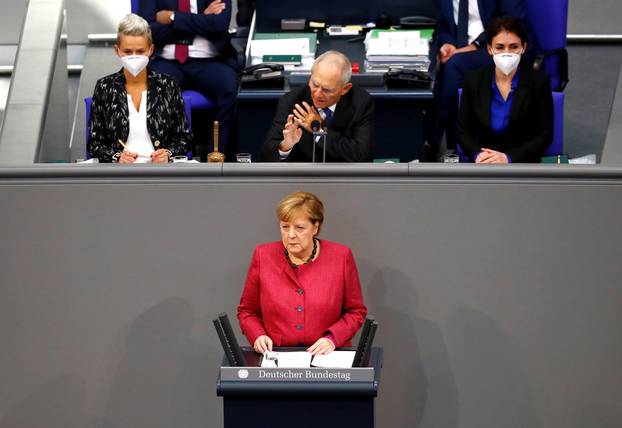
[311,120,321,163]
[310,120,327,163]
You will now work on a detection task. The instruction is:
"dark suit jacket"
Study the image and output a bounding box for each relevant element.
[237,240,367,347]
[457,63,553,162]
[138,0,237,68]
[436,0,529,48]
[88,69,191,162]
[236,0,254,27]
[260,85,375,162]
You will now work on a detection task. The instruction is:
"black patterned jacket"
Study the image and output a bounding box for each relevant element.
[88,69,191,162]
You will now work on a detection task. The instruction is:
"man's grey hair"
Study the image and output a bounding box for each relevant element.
[312,51,352,86]
[117,13,152,45]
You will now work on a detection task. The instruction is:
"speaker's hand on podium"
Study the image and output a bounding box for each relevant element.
[254,335,273,354]
[307,337,335,356]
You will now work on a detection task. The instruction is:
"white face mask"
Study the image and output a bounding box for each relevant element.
[120,55,149,77]
[492,52,521,76]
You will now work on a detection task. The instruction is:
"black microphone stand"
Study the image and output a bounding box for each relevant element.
[311,120,327,163]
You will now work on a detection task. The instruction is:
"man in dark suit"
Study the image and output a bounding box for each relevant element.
[429,0,532,158]
[138,0,238,154]
[260,51,374,162]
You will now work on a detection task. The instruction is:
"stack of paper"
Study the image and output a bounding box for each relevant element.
[365,29,433,72]
[250,33,318,71]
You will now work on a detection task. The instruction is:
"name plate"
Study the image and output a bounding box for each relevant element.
[220,367,374,382]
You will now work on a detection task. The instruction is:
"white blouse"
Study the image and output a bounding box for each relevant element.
[125,90,154,163]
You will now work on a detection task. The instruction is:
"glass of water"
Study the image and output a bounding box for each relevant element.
[442,153,459,163]
[236,153,252,163]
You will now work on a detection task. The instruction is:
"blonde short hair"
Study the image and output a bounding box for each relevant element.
[276,191,325,234]
[117,13,152,45]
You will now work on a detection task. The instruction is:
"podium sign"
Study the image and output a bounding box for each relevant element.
[217,347,383,428]
[220,366,375,382]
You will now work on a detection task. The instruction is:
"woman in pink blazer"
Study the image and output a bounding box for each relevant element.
[238,191,367,355]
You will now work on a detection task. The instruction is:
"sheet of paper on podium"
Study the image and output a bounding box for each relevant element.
[311,351,356,368]
[260,351,313,368]
[260,351,355,368]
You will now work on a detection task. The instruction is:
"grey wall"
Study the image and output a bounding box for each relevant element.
[565,45,622,159]
[0,0,128,45]
[1,165,621,428]
[0,0,27,45]
[603,64,622,164]
[569,0,622,34]
[0,0,69,163]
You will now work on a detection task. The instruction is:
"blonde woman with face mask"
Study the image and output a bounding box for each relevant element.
[88,14,192,163]
[457,16,553,163]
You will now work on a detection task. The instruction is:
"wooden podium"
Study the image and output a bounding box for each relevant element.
[216,347,383,428]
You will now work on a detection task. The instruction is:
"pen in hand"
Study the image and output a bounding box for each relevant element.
[117,139,139,163]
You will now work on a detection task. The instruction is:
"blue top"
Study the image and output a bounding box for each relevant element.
[491,68,520,134]
[484,69,520,162]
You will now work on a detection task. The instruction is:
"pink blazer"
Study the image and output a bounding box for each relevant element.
[237,240,367,347]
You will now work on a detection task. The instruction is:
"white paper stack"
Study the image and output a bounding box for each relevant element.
[250,38,315,71]
[251,38,310,57]
[365,30,431,72]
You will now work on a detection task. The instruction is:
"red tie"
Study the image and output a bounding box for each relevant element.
[175,0,191,64]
